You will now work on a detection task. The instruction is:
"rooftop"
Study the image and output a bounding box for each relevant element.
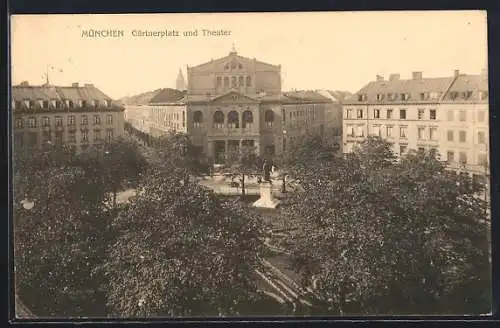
[12,82,113,102]
[344,70,488,105]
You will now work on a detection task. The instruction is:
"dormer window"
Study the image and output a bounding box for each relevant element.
[51,99,57,108]
[357,94,367,101]
[81,100,87,108]
[42,100,49,109]
[388,93,396,101]
[400,93,410,101]
[376,94,384,101]
[430,92,440,100]
[104,100,109,107]
[224,64,229,70]
[463,91,473,99]
[94,100,100,108]
[15,100,22,109]
[479,91,488,100]
[449,92,459,100]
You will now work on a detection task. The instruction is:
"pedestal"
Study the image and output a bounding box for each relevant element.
[252,182,280,209]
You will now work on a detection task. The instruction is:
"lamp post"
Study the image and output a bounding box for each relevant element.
[281,130,287,193]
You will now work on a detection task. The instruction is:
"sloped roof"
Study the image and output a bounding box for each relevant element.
[284,90,332,103]
[12,83,114,102]
[119,89,164,106]
[447,74,488,92]
[149,88,186,104]
[344,76,454,104]
[189,51,279,71]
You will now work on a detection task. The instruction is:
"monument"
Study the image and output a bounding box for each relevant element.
[253,160,280,209]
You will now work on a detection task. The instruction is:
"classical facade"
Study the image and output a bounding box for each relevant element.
[343,69,489,180]
[144,49,336,164]
[12,82,125,153]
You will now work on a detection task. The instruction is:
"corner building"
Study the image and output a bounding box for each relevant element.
[146,49,336,164]
[12,82,125,153]
[343,69,489,181]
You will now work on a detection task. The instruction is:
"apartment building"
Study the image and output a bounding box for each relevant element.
[12,82,125,153]
[343,69,489,180]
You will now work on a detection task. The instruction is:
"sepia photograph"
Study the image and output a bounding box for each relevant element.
[10,11,491,318]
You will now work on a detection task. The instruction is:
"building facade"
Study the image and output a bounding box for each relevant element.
[124,105,150,134]
[342,69,489,180]
[12,82,125,153]
[145,49,337,164]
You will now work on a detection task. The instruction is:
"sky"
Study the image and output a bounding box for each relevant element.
[10,11,488,99]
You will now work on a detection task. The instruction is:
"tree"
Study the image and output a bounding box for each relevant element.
[222,145,259,199]
[153,132,209,184]
[14,165,115,317]
[283,137,490,315]
[277,132,338,192]
[101,168,266,317]
[75,138,149,207]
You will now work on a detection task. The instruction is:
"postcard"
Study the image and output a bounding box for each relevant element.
[10,11,491,319]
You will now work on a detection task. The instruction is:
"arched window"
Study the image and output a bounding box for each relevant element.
[228,111,239,128]
[246,76,252,87]
[231,62,237,69]
[213,110,224,129]
[224,64,229,70]
[264,110,274,127]
[242,110,253,129]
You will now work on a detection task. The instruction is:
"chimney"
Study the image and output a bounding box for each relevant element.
[376,75,384,82]
[389,74,400,81]
[454,69,460,77]
[84,83,94,87]
[72,82,79,87]
[412,71,423,80]
[20,81,29,86]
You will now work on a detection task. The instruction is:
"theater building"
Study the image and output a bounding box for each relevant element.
[144,48,337,164]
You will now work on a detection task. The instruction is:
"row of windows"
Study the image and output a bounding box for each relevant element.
[14,129,114,148]
[346,107,487,122]
[359,92,442,102]
[151,109,186,120]
[346,108,436,120]
[346,124,486,145]
[15,115,114,128]
[13,99,111,110]
[192,110,275,124]
[445,150,487,166]
[446,130,487,144]
[358,91,488,102]
[216,76,252,88]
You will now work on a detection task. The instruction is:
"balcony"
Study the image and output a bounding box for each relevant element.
[55,125,64,131]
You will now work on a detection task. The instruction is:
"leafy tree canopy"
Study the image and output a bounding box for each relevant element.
[102,168,266,317]
[283,137,491,315]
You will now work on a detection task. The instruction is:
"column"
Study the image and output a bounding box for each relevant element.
[255,138,260,156]
[225,139,228,160]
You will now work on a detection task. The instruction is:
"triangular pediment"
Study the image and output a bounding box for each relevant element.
[210,90,259,104]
